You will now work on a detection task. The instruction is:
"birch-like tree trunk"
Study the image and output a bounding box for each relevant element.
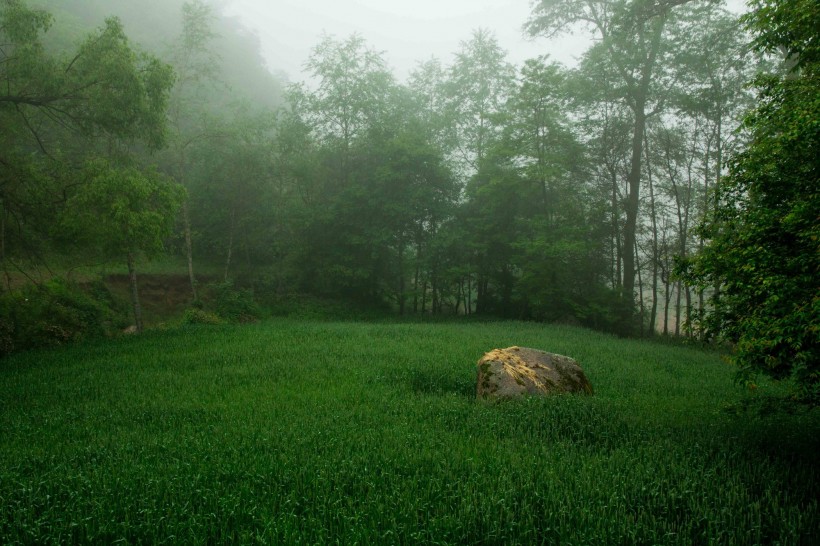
[127,252,144,333]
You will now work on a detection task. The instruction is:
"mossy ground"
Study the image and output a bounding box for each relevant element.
[1,319,817,544]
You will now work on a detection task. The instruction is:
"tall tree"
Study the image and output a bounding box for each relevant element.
[59,161,185,332]
[163,0,222,300]
[286,34,455,306]
[292,33,394,188]
[526,0,702,306]
[445,28,515,178]
[408,57,451,153]
[188,110,278,281]
[665,4,758,325]
[444,29,515,312]
[0,1,172,149]
[1,0,173,279]
[510,57,584,224]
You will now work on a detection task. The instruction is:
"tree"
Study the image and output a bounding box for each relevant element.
[283,34,460,310]
[0,1,172,150]
[449,55,618,327]
[408,57,451,153]
[162,0,222,301]
[60,161,185,332]
[444,29,515,313]
[681,0,819,403]
[293,33,395,187]
[571,72,634,295]
[525,0,703,306]
[284,34,395,302]
[445,28,515,177]
[368,117,458,314]
[508,57,584,227]
[661,5,758,333]
[188,109,279,282]
[1,0,173,281]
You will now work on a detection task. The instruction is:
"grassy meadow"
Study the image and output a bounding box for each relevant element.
[1,319,817,544]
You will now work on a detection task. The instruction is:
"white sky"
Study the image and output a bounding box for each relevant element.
[222,0,750,83]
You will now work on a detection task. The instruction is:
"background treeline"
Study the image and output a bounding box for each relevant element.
[0,0,766,347]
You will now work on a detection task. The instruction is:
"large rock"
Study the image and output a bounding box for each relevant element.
[476,346,593,399]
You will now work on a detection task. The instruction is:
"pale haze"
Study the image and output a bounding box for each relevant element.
[223,0,749,82]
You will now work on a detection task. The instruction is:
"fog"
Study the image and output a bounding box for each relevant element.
[224,0,749,82]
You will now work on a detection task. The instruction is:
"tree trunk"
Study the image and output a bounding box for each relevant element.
[675,280,682,337]
[127,252,144,333]
[622,101,646,305]
[456,278,464,315]
[475,273,484,314]
[224,209,235,282]
[464,283,470,315]
[431,270,439,314]
[663,276,671,336]
[699,138,711,320]
[619,13,666,307]
[680,134,696,336]
[413,240,421,314]
[0,199,6,291]
[712,112,724,306]
[182,200,198,301]
[636,242,645,337]
[466,276,473,316]
[661,222,672,336]
[610,170,622,289]
[398,243,406,315]
[646,132,659,335]
[421,277,428,313]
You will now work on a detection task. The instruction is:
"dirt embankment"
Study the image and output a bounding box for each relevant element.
[105,274,203,325]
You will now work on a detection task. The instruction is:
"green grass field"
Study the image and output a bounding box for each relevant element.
[1,319,817,544]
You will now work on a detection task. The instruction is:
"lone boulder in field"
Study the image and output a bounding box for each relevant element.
[476,346,593,399]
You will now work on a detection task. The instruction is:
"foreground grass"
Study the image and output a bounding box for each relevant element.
[1,320,817,545]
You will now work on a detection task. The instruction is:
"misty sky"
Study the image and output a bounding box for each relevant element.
[222,0,749,83]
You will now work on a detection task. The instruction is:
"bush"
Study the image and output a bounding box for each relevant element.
[206,281,262,323]
[0,278,125,357]
[181,308,222,326]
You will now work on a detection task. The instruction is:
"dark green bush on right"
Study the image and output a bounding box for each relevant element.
[207,281,262,323]
[181,308,222,326]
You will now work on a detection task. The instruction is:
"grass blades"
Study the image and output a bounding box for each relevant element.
[1,320,818,544]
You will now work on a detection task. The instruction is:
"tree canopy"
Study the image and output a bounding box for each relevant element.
[1,1,173,150]
[6,0,809,369]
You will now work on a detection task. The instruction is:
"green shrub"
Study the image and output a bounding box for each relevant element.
[206,281,262,323]
[181,308,222,325]
[0,278,124,357]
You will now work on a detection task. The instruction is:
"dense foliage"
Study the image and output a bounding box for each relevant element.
[1,0,183,338]
[4,0,806,359]
[682,0,819,403]
[0,278,126,355]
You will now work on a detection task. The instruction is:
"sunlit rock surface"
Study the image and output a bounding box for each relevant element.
[476,346,593,399]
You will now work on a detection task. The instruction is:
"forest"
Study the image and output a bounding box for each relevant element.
[1,0,818,399]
